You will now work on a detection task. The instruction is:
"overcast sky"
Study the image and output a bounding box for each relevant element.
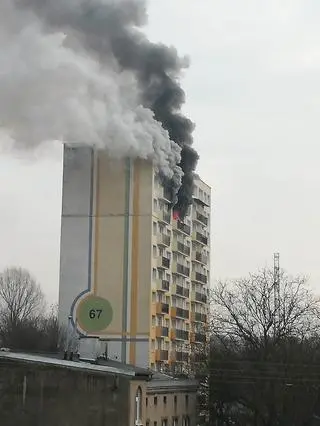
[1,0,320,302]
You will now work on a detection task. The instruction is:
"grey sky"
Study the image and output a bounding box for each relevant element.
[1,0,320,302]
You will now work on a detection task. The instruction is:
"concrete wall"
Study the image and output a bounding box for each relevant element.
[59,147,153,367]
[0,358,133,426]
[59,146,94,328]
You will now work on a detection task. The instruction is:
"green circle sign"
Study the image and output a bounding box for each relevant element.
[77,295,113,333]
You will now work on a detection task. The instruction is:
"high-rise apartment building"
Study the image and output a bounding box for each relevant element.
[59,146,211,371]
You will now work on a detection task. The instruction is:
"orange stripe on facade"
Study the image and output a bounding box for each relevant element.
[93,154,101,295]
[129,160,140,364]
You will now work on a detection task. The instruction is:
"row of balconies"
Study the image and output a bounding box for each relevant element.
[153,301,207,318]
[157,236,209,269]
[152,350,190,363]
[157,225,208,247]
[151,327,206,345]
[193,211,209,226]
[158,259,208,285]
[154,283,207,304]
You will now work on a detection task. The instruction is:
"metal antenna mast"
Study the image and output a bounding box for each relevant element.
[273,253,280,336]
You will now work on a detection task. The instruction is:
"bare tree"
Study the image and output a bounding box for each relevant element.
[211,268,320,354]
[0,267,45,349]
[0,267,45,327]
[207,268,320,426]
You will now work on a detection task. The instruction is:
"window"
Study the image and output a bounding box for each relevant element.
[154,422,157,426]
[146,397,148,406]
[185,394,189,407]
[153,245,157,257]
[172,418,178,426]
[146,422,150,426]
[163,396,167,404]
[153,222,157,235]
[174,395,177,407]
[135,387,142,426]
[154,396,158,406]
[162,419,168,426]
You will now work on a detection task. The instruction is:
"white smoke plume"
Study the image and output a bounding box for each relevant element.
[0,0,182,182]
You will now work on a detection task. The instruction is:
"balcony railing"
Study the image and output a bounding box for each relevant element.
[192,272,207,284]
[172,240,190,256]
[193,231,208,245]
[176,351,189,362]
[163,188,172,202]
[195,292,207,303]
[156,326,169,337]
[159,210,171,225]
[157,279,170,292]
[175,285,190,298]
[155,349,169,361]
[156,302,170,314]
[176,307,190,319]
[173,263,190,277]
[194,312,207,323]
[158,256,170,269]
[158,234,171,247]
[175,329,189,340]
[196,212,208,226]
[192,251,208,265]
[177,221,191,235]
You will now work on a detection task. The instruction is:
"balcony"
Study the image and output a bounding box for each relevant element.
[172,240,191,256]
[156,302,170,315]
[158,210,171,225]
[193,211,208,226]
[196,292,207,303]
[172,262,190,277]
[170,329,176,340]
[158,234,171,247]
[157,256,170,269]
[195,333,206,343]
[175,285,190,298]
[178,221,191,235]
[191,290,207,303]
[163,188,172,202]
[175,329,189,340]
[176,307,190,320]
[156,326,169,338]
[191,312,207,323]
[173,220,191,235]
[193,195,210,208]
[176,351,189,362]
[193,231,208,245]
[155,349,169,362]
[192,251,208,265]
[156,279,170,292]
[191,271,208,284]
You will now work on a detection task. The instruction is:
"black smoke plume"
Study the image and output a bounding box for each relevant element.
[16,0,199,217]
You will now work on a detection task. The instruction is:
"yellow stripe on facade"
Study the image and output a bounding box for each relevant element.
[129,160,140,364]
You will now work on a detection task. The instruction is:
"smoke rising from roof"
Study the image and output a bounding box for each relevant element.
[5,0,198,215]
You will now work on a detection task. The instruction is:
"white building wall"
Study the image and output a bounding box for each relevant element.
[58,146,94,328]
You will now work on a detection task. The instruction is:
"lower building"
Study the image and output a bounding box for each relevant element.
[0,350,198,426]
